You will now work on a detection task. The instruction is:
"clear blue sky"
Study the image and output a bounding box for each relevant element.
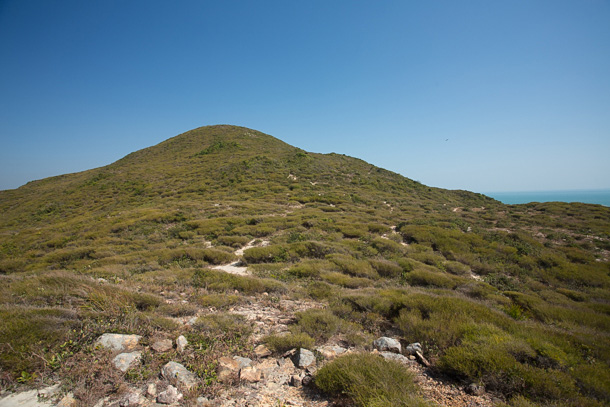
[1,0,609,193]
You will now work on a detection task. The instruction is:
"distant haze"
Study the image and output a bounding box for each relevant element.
[1,1,609,193]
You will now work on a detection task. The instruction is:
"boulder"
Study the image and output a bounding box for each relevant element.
[239,366,261,382]
[233,356,252,368]
[157,385,182,405]
[146,383,157,398]
[217,356,241,383]
[162,361,198,390]
[118,390,141,406]
[373,337,401,354]
[291,348,316,368]
[254,344,272,358]
[405,342,423,355]
[95,333,141,352]
[466,383,485,396]
[152,339,173,352]
[176,335,188,353]
[112,351,142,372]
[379,351,411,364]
[316,345,347,359]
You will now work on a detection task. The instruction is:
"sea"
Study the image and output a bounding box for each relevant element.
[483,189,610,207]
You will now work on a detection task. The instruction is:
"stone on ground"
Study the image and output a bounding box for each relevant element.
[94,333,142,352]
[112,351,142,372]
[239,366,262,382]
[157,385,182,405]
[373,337,401,354]
[162,361,198,389]
[152,338,173,352]
[176,335,188,353]
[291,348,316,368]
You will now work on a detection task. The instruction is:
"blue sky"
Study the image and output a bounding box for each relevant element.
[1,0,609,193]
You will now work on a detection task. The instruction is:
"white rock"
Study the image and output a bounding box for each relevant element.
[94,333,142,352]
[176,335,188,353]
[157,385,182,405]
[162,361,198,389]
[112,351,142,372]
[373,337,401,354]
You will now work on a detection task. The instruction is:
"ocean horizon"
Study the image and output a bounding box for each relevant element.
[483,189,610,207]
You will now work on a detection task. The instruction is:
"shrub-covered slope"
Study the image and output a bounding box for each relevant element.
[0,125,609,406]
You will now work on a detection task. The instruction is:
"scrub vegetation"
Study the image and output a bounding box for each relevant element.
[0,125,609,406]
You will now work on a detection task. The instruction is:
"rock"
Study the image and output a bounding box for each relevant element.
[316,345,347,359]
[405,342,423,355]
[112,351,142,372]
[146,383,157,398]
[466,383,485,396]
[302,374,313,387]
[290,375,302,387]
[119,390,141,406]
[291,348,316,368]
[233,356,252,368]
[197,396,213,406]
[176,335,188,353]
[415,351,431,367]
[373,337,401,354]
[254,344,272,358]
[157,385,182,404]
[162,361,198,389]
[95,333,142,352]
[239,366,261,382]
[380,351,411,364]
[56,394,77,407]
[217,356,241,383]
[152,339,173,352]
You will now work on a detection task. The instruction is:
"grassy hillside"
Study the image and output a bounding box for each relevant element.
[1,125,609,406]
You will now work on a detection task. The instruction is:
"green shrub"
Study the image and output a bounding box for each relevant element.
[192,268,285,294]
[243,245,289,264]
[315,353,429,407]
[194,313,251,339]
[371,237,404,254]
[405,269,461,289]
[328,254,378,279]
[321,271,372,288]
[215,235,250,248]
[369,259,403,278]
[293,308,342,342]
[307,281,334,300]
[263,332,315,353]
[196,293,242,309]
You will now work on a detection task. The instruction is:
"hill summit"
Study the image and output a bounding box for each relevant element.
[0,125,609,406]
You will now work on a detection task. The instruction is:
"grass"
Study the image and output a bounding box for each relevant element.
[0,125,608,406]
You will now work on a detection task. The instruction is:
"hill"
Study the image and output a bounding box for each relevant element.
[0,125,609,407]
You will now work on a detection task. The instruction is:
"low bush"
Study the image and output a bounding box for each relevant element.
[293,308,342,342]
[215,235,250,248]
[369,259,403,278]
[321,271,372,288]
[315,353,429,407]
[243,245,289,264]
[263,332,315,353]
[194,313,251,340]
[328,254,378,279]
[192,268,285,294]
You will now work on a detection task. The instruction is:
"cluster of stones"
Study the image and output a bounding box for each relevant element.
[31,332,484,407]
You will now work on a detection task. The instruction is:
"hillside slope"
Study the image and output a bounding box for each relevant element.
[0,125,609,407]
